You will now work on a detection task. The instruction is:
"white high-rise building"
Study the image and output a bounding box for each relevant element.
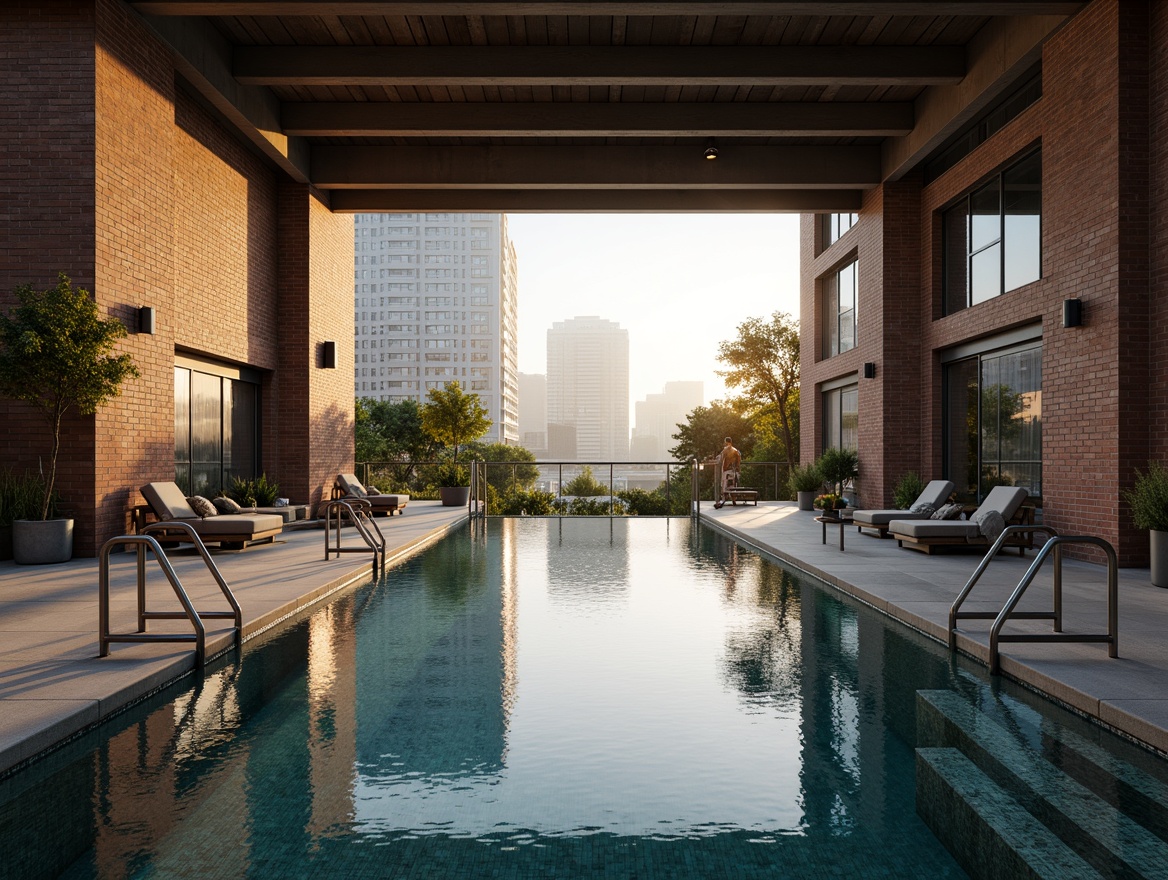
[546,316,629,461]
[518,372,547,456]
[633,381,704,461]
[353,213,519,445]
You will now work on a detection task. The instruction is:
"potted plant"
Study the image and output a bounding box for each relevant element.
[892,471,927,510]
[420,381,492,506]
[1123,461,1168,587]
[0,274,139,563]
[814,492,846,519]
[0,470,49,561]
[789,463,822,511]
[816,447,860,507]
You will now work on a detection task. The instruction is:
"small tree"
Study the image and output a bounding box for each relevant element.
[419,381,492,463]
[0,275,139,520]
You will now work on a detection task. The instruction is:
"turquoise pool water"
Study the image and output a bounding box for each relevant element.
[4,518,1150,878]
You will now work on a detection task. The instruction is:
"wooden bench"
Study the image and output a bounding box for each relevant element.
[723,487,759,506]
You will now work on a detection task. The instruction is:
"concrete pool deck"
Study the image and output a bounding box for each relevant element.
[0,501,468,775]
[0,500,1166,777]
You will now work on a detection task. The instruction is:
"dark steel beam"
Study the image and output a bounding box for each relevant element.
[312,144,881,188]
[237,45,964,87]
[329,188,864,213]
[284,101,914,137]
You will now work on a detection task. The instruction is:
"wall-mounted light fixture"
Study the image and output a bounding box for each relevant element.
[1063,298,1083,328]
[137,306,156,335]
[321,341,337,369]
[703,138,718,161]
[863,362,876,379]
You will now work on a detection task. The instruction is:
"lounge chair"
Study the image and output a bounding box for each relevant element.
[853,480,955,537]
[335,474,409,516]
[889,486,1031,555]
[136,482,284,550]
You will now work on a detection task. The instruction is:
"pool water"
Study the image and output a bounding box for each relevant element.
[4,517,1134,878]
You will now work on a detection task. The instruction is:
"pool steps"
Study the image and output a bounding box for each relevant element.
[916,688,1168,879]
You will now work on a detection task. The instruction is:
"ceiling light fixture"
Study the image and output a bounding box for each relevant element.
[704,139,718,160]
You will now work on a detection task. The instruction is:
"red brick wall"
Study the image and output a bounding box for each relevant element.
[800,0,1156,562]
[1,0,355,554]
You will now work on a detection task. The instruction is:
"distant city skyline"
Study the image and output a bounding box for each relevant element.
[507,214,802,426]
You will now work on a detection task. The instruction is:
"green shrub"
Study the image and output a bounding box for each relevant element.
[618,488,670,516]
[815,447,859,494]
[789,463,822,495]
[1124,462,1168,531]
[0,470,52,525]
[493,488,557,516]
[227,473,280,507]
[892,471,927,509]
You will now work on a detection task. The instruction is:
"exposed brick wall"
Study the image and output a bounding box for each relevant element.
[799,0,1157,562]
[276,185,355,514]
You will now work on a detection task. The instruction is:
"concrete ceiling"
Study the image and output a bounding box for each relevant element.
[129,1,1083,211]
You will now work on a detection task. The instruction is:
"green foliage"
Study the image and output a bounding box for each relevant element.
[558,496,621,516]
[1124,462,1168,532]
[493,488,557,516]
[433,461,470,488]
[562,465,609,497]
[618,488,671,516]
[419,381,492,461]
[669,403,755,462]
[892,471,927,509]
[814,493,844,511]
[0,274,139,519]
[462,441,540,493]
[815,447,859,494]
[715,311,801,476]
[226,473,280,507]
[355,397,437,464]
[789,463,822,494]
[0,470,53,526]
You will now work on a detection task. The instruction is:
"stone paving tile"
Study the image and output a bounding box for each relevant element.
[705,501,1168,755]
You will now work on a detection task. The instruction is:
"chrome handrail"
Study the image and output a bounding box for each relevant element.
[99,524,242,668]
[323,498,386,575]
[948,524,1118,674]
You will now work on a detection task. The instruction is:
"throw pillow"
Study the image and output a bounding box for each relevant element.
[909,503,936,516]
[186,495,217,518]
[931,502,964,520]
[971,509,1006,542]
[212,496,242,515]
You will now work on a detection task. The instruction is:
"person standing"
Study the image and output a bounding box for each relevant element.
[713,436,741,509]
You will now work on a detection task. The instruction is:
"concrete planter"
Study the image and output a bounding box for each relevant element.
[1151,529,1168,588]
[13,518,74,565]
[439,486,470,507]
[797,491,816,511]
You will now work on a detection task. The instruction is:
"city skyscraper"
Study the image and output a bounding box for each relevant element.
[518,372,548,457]
[353,213,519,445]
[546,316,629,461]
[632,381,704,461]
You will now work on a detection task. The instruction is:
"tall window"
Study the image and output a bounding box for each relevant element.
[175,362,260,496]
[943,343,1041,504]
[822,213,858,247]
[821,260,857,358]
[943,150,1041,314]
[823,384,858,451]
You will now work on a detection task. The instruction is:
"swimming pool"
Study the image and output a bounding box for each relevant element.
[2,518,1161,878]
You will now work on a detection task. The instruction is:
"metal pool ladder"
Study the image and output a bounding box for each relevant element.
[99,522,242,668]
[948,525,1118,675]
[323,497,386,575]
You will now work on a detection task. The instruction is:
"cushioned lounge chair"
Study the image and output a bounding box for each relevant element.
[137,482,284,549]
[853,480,955,537]
[335,474,409,516]
[889,486,1030,555]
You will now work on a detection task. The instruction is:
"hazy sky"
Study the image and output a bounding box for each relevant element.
[507,213,802,423]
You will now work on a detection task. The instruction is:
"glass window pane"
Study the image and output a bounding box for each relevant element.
[1003,152,1041,291]
[970,179,1001,251]
[943,358,979,503]
[227,380,258,485]
[191,372,222,497]
[174,367,191,464]
[839,308,855,353]
[840,387,858,451]
[943,202,969,314]
[821,273,839,357]
[824,388,841,450]
[970,244,1001,305]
